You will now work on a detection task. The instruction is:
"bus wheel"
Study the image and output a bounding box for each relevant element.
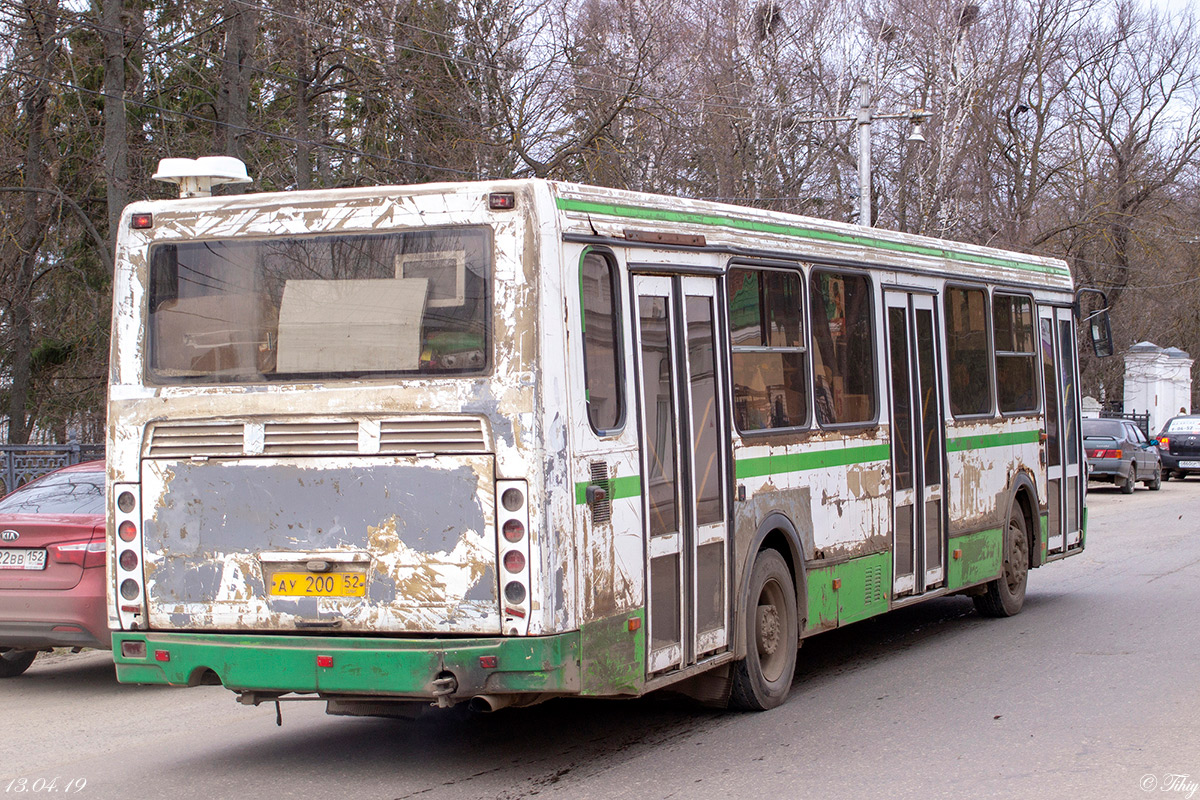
[730,549,797,711]
[0,649,37,678]
[973,507,1029,618]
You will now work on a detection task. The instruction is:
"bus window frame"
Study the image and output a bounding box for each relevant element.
[992,291,1041,418]
[943,282,997,420]
[579,246,629,438]
[726,260,812,438]
[808,265,880,431]
[143,224,495,386]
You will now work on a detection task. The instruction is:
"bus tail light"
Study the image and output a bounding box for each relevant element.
[112,484,144,630]
[495,480,531,636]
[502,519,524,542]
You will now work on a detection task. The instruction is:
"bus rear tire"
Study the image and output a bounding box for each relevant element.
[730,549,797,711]
[973,507,1029,618]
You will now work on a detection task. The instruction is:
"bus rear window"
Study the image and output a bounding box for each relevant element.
[147,227,490,382]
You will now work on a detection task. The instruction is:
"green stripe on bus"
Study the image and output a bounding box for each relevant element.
[556,198,1070,277]
[947,528,1003,590]
[735,443,891,480]
[805,551,892,631]
[574,475,642,505]
[946,429,1040,452]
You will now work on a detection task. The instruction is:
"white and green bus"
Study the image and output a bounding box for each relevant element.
[108,159,1101,714]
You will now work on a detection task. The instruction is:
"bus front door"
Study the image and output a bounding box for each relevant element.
[885,290,946,597]
[632,274,730,674]
[1039,305,1083,558]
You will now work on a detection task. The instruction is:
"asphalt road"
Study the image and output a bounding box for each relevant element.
[3,479,1198,800]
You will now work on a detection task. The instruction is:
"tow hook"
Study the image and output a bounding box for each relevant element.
[431,672,458,708]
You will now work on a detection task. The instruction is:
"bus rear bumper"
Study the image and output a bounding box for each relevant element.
[112,630,581,699]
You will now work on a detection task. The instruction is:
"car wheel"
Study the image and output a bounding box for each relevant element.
[1121,465,1136,494]
[1147,464,1162,491]
[730,549,798,711]
[974,506,1030,618]
[0,648,37,678]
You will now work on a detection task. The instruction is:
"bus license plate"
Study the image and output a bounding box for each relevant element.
[1180,461,1200,469]
[0,548,47,570]
[268,571,366,597]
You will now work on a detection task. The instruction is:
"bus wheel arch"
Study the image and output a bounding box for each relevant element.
[1009,473,1040,568]
[730,515,805,710]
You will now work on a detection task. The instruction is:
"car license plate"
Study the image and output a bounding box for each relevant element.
[268,571,366,597]
[1180,461,1200,469]
[0,548,47,570]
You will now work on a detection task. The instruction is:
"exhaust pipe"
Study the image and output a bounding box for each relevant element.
[467,694,515,713]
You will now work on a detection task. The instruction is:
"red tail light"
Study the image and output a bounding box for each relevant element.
[1087,449,1122,459]
[48,541,106,568]
[1158,437,1170,450]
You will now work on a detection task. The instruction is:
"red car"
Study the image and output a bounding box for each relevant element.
[0,460,107,677]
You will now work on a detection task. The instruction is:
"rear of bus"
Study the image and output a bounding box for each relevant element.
[108,176,577,713]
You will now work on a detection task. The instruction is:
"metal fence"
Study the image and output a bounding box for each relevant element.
[0,443,105,497]
[1100,411,1151,440]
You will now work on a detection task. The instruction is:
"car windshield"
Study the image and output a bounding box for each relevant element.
[1082,420,1125,439]
[147,226,491,383]
[1165,417,1200,434]
[0,470,104,515]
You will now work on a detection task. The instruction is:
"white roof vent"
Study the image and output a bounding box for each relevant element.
[152,156,252,198]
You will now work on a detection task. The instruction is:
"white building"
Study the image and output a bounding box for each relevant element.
[1122,342,1193,434]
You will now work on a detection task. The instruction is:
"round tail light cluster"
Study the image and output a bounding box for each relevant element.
[495,480,531,636]
[112,484,144,629]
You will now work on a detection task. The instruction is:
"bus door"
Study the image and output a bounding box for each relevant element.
[632,274,730,674]
[1039,305,1083,557]
[885,290,946,597]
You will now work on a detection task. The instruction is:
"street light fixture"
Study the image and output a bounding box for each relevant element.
[798,81,931,227]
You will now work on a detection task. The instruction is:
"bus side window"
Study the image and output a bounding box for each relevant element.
[944,286,993,416]
[581,251,625,434]
[727,266,808,433]
[993,294,1038,414]
[809,270,876,426]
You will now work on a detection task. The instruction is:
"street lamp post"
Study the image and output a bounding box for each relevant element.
[799,82,930,227]
[857,88,874,228]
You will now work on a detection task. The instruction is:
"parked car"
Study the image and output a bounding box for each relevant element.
[1082,418,1162,493]
[0,460,107,677]
[1155,414,1200,480]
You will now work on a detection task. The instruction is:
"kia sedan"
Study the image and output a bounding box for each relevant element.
[0,460,107,677]
[1156,415,1200,480]
[1082,418,1162,493]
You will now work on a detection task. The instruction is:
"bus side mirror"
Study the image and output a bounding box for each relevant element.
[1088,310,1114,358]
[1075,287,1114,358]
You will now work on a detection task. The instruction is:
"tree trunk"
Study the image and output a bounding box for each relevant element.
[102,0,128,264]
[8,0,59,444]
[218,0,256,173]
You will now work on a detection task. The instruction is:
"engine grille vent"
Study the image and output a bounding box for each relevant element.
[146,418,490,458]
[865,565,884,607]
[147,423,244,458]
[379,418,487,454]
[262,421,359,455]
[589,461,612,524]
